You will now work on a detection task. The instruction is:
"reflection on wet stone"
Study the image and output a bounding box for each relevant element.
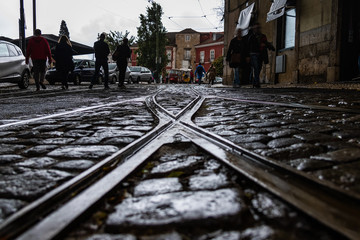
[0,169,73,199]
[14,157,57,168]
[106,189,245,230]
[134,178,182,197]
[48,145,119,159]
[0,155,23,164]
[53,160,95,171]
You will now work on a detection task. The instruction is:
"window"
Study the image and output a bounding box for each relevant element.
[0,44,9,57]
[210,49,215,62]
[184,49,191,60]
[7,44,18,56]
[284,9,296,49]
[166,50,172,60]
[200,51,205,63]
[185,35,191,42]
[278,8,296,49]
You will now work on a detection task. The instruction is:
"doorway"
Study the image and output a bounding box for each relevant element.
[340,0,360,81]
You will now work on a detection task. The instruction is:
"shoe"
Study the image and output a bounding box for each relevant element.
[36,88,40,91]
[61,85,66,90]
[89,84,93,89]
[104,85,110,90]
[118,84,126,89]
[40,83,46,89]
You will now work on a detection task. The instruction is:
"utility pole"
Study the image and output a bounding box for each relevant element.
[156,3,160,83]
[19,0,26,51]
[33,0,36,34]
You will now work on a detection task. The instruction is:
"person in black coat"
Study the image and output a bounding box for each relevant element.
[247,23,275,88]
[54,35,73,89]
[90,33,110,89]
[114,38,131,89]
[226,28,249,87]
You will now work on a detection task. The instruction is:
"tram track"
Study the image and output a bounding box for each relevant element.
[0,87,359,239]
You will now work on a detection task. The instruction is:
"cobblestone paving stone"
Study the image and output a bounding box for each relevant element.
[193,98,360,194]
[0,102,157,223]
[65,143,344,240]
[155,87,198,115]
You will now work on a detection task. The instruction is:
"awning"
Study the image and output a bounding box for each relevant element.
[236,2,255,36]
[267,0,287,22]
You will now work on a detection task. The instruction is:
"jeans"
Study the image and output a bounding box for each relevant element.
[250,54,262,86]
[234,68,240,85]
[32,59,46,89]
[117,63,127,86]
[92,60,109,86]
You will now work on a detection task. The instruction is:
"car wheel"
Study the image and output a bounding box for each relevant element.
[73,75,81,85]
[136,77,140,84]
[18,70,30,89]
[111,76,117,84]
[148,78,152,84]
[128,76,133,84]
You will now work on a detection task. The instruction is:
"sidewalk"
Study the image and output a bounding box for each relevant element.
[213,82,360,91]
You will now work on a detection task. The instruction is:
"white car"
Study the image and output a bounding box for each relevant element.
[128,66,153,84]
[0,40,30,89]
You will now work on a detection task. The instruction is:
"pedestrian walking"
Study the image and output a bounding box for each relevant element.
[207,64,216,85]
[90,33,110,90]
[226,28,249,88]
[113,37,131,89]
[247,23,275,88]
[54,35,73,90]
[190,70,194,84]
[25,29,52,91]
[195,63,206,85]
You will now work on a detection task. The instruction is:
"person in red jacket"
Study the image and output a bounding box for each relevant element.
[26,29,52,91]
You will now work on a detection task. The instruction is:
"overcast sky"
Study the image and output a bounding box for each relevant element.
[0,0,224,46]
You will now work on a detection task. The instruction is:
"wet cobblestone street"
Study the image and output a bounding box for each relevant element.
[0,84,359,239]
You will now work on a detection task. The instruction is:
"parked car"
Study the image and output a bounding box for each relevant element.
[108,63,118,84]
[45,59,103,85]
[0,40,30,89]
[128,66,153,84]
[214,76,223,84]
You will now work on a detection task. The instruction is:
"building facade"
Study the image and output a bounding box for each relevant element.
[223,0,360,85]
[130,29,224,74]
[195,33,224,71]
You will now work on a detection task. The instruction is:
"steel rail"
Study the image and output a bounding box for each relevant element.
[14,93,203,240]
[4,91,360,239]
[177,124,360,240]
[0,95,172,239]
[177,96,360,240]
[216,96,360,114]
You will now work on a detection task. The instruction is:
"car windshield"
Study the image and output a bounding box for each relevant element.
[130,66,141,72]
[73,59,83,67]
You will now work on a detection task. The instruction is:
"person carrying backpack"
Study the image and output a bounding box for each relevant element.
[195,63,206,85]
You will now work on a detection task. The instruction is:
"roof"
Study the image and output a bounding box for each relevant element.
[195,32,224,48]
[3,34,94,55]
[41,34,94,55]
[179,28,199,34]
